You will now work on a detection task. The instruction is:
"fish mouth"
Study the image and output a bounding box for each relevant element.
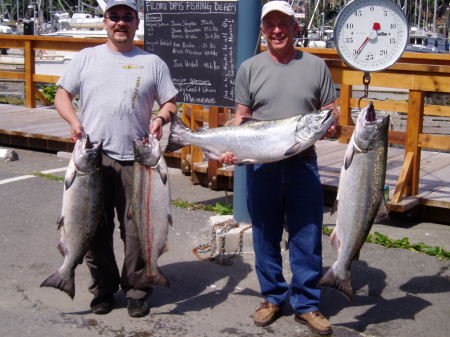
[365,101,376,122]
[80,135,102,153]
[83,134,92,150]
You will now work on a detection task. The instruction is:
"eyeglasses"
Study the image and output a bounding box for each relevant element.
[106,15,135,23]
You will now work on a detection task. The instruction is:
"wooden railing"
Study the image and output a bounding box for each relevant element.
[1,35,449,209]
[320,48,450,211]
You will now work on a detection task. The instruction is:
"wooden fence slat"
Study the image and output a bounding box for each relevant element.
[391,151,414,203]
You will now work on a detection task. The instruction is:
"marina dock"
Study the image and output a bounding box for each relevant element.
[0,103,449,220]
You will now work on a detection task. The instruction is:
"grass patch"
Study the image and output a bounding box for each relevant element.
[323,226,450,260]
[171,198,233,215]
[366,231,450,260]
[0,97,24,105]
[33,172,64,182]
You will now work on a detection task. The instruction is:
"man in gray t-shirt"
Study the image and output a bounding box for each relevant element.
[54,0,177,318]
[221,1,337,335]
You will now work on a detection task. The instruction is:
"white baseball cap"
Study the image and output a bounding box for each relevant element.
[104,0,138,12]
[261,1,295,20]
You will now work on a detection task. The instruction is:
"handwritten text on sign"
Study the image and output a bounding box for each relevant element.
[144,1,237,107]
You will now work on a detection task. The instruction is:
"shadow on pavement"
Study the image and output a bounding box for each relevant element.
[149,255,256,314]
[321,260,434,332]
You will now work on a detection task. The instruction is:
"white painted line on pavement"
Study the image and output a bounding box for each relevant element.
[0,167,67,186]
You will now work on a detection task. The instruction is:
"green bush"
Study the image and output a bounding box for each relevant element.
[38,84,58,104]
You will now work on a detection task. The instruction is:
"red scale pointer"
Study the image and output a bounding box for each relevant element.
[355,22,381,55]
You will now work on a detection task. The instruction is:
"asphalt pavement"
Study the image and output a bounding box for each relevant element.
[0,145,449,337]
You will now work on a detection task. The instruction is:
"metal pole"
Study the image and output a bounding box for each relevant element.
[233,0,261,225]
[418,0,422,29]
[433,0,437,33]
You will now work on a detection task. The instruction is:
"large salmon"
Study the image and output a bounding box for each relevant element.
[165,109,334,164]
[40,136,103,299]
[319,102,389,298]
[131,135,171,287]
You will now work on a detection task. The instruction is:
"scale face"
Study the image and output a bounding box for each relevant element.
[334,0,409,72]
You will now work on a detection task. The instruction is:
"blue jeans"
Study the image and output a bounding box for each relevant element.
[246,155,323,314]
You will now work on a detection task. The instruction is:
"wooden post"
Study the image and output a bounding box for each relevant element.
[24,40,35,108]
[405,90,424,196]
[338,84,353,143]
[391,151,414,203]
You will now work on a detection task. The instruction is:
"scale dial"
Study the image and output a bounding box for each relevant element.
[334,0,409,72]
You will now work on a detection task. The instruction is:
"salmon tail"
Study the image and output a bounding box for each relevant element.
[164,114,191,153]
[318,266,353,300]
[40,270,75,299]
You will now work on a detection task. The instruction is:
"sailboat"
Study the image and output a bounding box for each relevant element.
[44,0,144,40]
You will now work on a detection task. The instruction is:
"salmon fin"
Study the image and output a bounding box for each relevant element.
[203,149,220,161]
[40,270,75,299]
[158,168,168,185]
[154,268,171,288]
[329,227,340,252]
[56,215,64,230]
[159,242,169,256]
[126,203,134,220]
[57,241,66,256]
[64,168,77,190]
[318,266,353,300]
[374,201,390,224]
[165,114,191,153]
[168,214,173,226]
[344,146,355,170]
[284,142,301,156]
[158,156,169,179]
[331,199,338,215]
[240,159,257,164]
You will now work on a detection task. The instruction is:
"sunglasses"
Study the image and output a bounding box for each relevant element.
[107,15,135,23]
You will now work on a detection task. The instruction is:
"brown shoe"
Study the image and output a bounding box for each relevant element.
[294,310,332,335]
[253,301,282,327]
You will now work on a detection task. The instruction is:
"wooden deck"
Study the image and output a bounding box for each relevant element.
[0,103,449,216]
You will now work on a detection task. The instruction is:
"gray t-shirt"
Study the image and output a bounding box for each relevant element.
[58,44,178,161]
[235,50,336,120]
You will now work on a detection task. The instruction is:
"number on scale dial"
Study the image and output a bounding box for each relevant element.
[334,0,408,72]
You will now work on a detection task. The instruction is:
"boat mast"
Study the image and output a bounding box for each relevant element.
[432,0,437,33]
[418,0,422,29]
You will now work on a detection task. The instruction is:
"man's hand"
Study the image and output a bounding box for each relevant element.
[150,117,164,140]
[323,120,338,139]
[321,102,339,139]
[70,121,85,143]
[219,151,237,165]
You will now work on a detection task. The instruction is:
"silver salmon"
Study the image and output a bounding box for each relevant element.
[319,102,389,298]
[165,109,334,164]
[40,136,103,299]
[131,135,171,287]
